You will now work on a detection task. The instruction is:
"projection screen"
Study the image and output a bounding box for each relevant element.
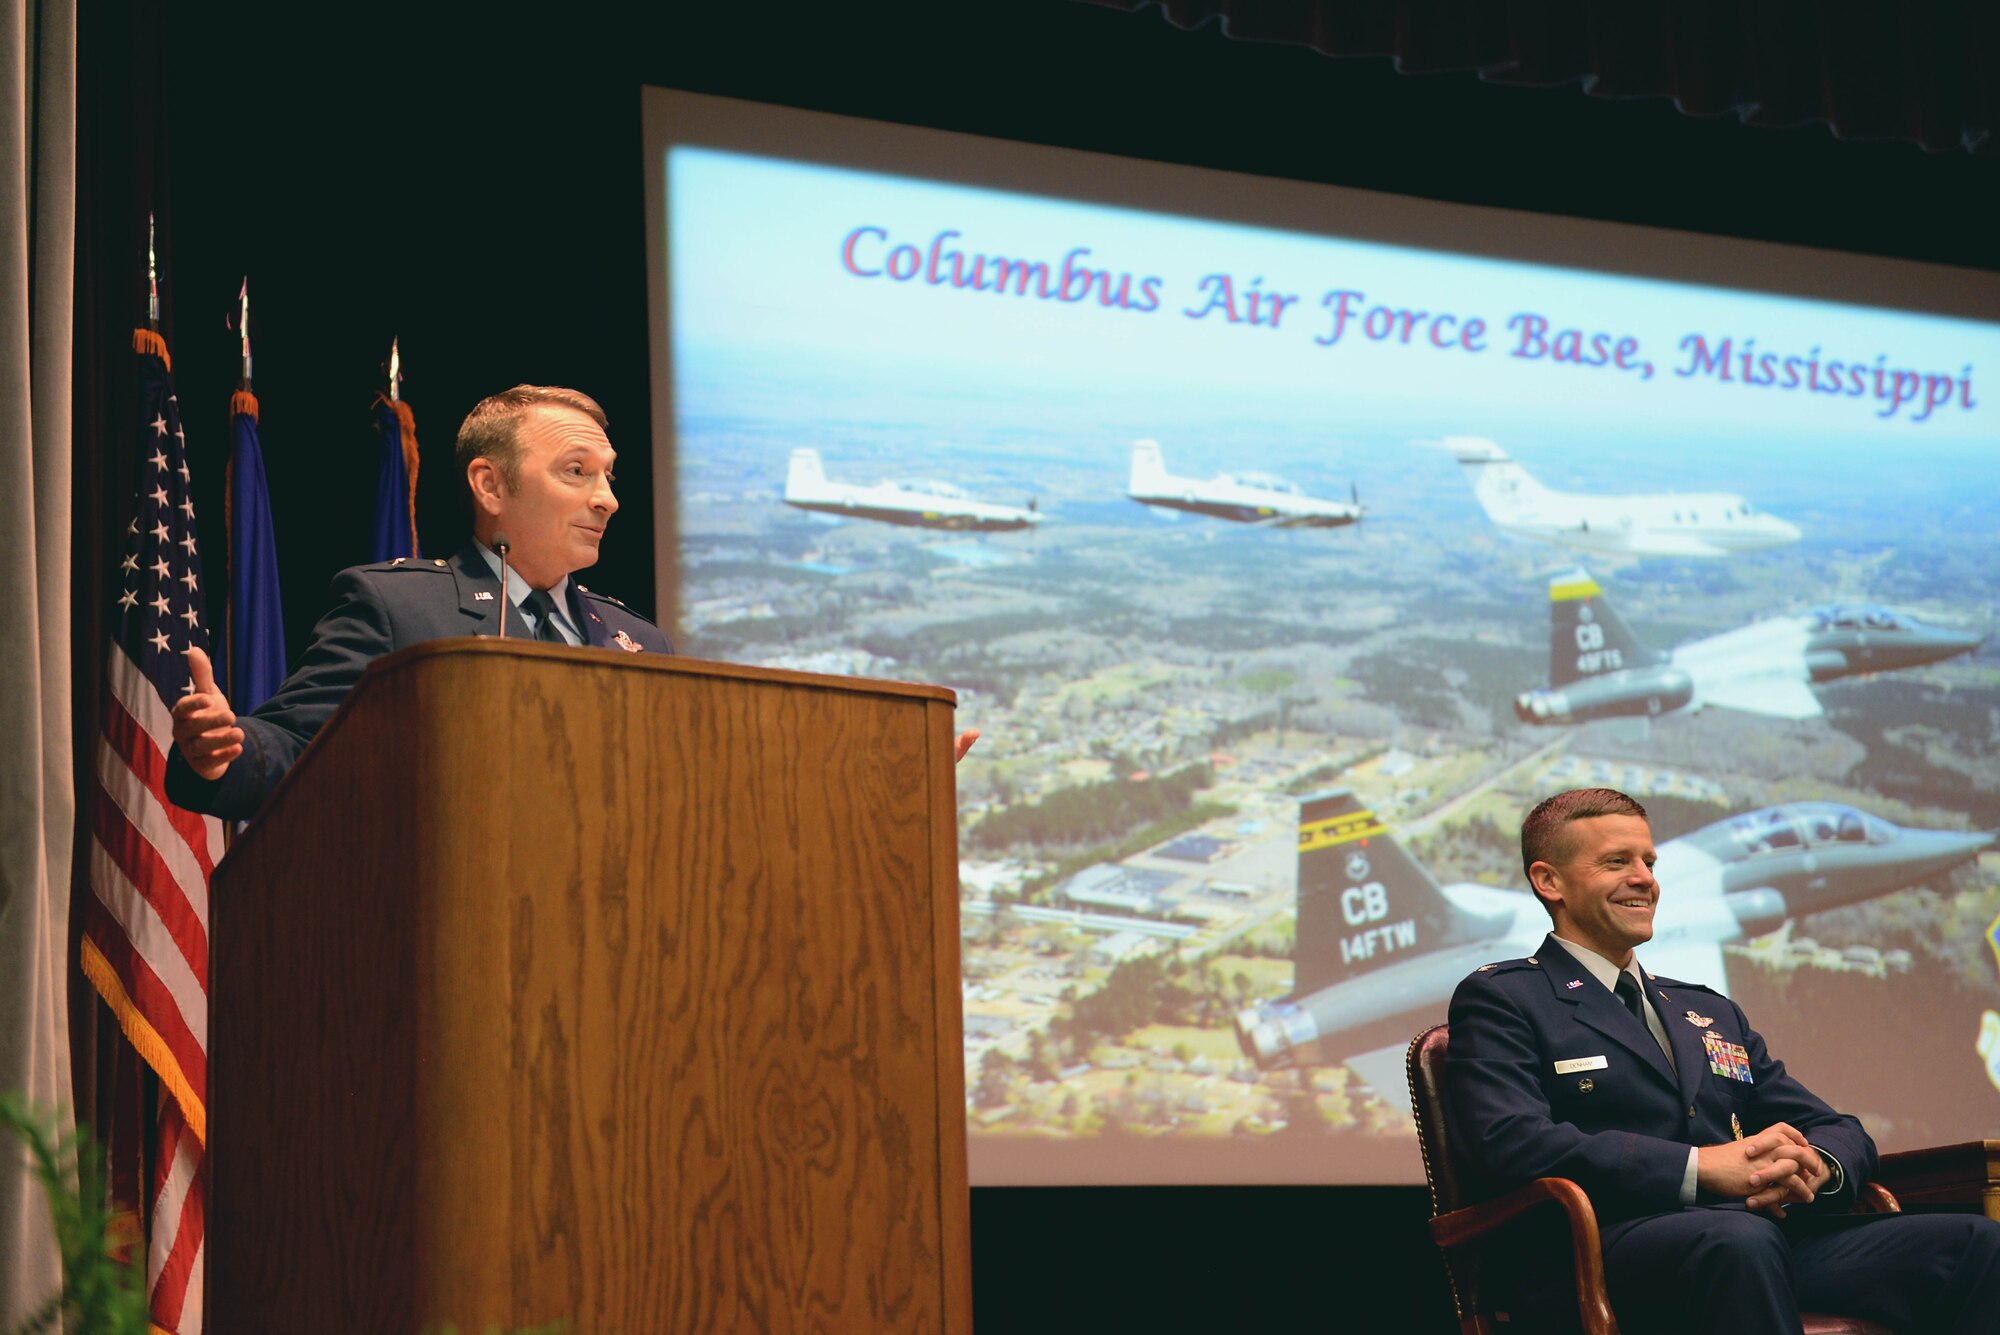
[642,88,2000,1186]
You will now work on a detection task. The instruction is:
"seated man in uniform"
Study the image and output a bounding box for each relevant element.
[169,384,975,819]
[1446,787,2000,1335]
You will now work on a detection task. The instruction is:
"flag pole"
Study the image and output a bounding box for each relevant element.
[136,212,169,365]
[228,279,260,715]
[226,276,285,725]
[371,336,421,559]
[237,276,253,390]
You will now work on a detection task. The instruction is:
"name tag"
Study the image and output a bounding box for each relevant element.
[1554,1056,1608,1075]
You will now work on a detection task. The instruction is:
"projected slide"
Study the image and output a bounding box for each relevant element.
[647,91,2000,1185]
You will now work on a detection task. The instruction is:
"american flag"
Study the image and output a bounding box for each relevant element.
[80,333,218,1334]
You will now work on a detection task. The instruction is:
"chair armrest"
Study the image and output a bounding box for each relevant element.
[1429,1177,1618,1335]
[1857,1181,1900,1214]
[1870,1140,2000,1216]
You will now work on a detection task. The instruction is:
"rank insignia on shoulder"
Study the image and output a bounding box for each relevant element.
[391,557,406,566]
[473,591,494,601]
[1683,1009,1714,1027]
[613,630,645,653]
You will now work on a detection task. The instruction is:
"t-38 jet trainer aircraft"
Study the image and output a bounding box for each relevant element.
[1233,788,1992,1076]
[1445,436,1800,558]
[1126,440,1362,529]
[782,448,1043,532]
[1513,569,1983,727]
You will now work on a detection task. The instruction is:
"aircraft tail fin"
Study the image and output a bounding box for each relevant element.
[1129,439,1170,496]
[1547,568,1663,689]
[1292,789,1509,996]
[1445,436,1551,525]
[785,448,828,502]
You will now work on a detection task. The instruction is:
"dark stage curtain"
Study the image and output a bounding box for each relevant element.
[1088,0,1999,155]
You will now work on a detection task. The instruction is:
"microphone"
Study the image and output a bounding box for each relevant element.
[493,531,512,639]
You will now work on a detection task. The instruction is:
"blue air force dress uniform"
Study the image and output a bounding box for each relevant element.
[164,544,672,822]
[1446,935,2000,1334]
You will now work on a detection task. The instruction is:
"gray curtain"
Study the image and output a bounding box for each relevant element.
[0,0,75,1322]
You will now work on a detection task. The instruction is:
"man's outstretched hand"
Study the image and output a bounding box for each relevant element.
[170,646,243,781]
[1697,1122,1830,1218]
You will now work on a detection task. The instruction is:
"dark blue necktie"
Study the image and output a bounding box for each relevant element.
[1614,971,1648,1025]
[520,589,566,644]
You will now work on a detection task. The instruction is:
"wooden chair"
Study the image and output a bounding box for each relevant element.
[1406,1023,1900,1335]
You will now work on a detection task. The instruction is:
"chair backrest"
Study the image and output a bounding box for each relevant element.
[1408,1024,1468,1215]
[1408,1023,1486,1326]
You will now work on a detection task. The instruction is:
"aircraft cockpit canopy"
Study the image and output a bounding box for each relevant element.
[1807,605,1916,633]
[893,478,972,501]
[1683,803,1897,862]
[1717,803,1895,856]
[1222,472,1303,496]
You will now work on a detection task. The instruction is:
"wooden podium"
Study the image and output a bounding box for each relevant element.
[207,641,972,1333]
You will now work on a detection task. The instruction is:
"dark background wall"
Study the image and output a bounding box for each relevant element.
[130,3,1996,1329]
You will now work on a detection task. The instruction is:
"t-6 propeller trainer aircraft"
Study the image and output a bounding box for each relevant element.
[1126,440,1362,529]
[782,448,1043,532]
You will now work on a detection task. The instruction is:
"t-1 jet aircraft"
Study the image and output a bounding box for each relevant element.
[782,448,1043,532]
[1126,440,1362,528]
[1445,436,1800,558]
[1233,788,1992,1075]
[1513,569,1983,727]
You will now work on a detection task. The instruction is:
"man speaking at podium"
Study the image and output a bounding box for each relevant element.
[167,385,672,820]
[1446,788,2000,1335]
[170,384,978,821]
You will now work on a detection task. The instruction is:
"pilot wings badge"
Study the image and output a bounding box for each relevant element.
[612,630,645,654]
[1683,1009,1714,1027]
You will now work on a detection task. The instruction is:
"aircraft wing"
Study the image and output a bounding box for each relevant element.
[1636,939,1729,996]
[1622,532,1727,558]
[1342,1042,1415,1118]
[1698,675,1823,719]
[1584,716,1653,746]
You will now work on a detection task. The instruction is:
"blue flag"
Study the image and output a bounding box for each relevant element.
[369,393,419,561]
[227,390,286,712]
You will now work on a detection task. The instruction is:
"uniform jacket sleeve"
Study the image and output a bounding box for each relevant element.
[1720,992,1876,1207]
[165,567,396,821]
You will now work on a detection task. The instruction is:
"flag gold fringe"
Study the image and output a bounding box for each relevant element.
[132,328,171,371]
[230,389,259,421]
[80,934,207,1148]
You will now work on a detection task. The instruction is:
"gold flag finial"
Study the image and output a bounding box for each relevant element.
[147,213,160,330]
[237,277,253,389]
